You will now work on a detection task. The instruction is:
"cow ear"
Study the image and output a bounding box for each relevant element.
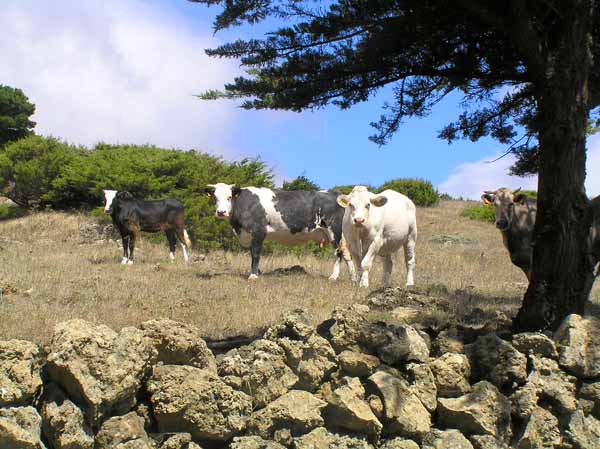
[118,191,134,200]
[370,195,388,207]
[232,185,242,198]
[481,193,495,205]
[204,185,215,197]
[513,194,527,205]
[337,195,350,208]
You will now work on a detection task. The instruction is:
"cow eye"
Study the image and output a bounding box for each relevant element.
[366,203,370,209]
[228,196,232,200]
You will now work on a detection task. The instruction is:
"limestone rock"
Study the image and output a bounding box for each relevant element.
[367,394,384,419]
[147,365,252,441]
[337,351,380,377]
[578,380,600,418]
[437,381,511,441]
[322,377,382,438]
[377,325,429,365]
[41,383,94,449]
[218,339,298,408]
[45,320,157,425]
[0,340,42,406]
[432,329,465,356]
[266,311,337,391]
[429,353,471,398]
[247,390,326,439]
[139,319,216,371]
[0,406,46,449]
[293,427,374,449]
[514,407,561,449]
[95,412,153,449]
[326,304,371,353]
[422,429,474,449]
[379,438,420,449]
[565,408,600,449]
[512,332,558,359]
[229,436,286,449]
[406,363,438,413]
[158,433,203,449]
[466,334,527,390]
[367,370,431,439]
[469,435,510,449]
[554,314,600,379]
[511,356,577,419]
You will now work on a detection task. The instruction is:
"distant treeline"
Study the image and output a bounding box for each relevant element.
[0,135,440,250]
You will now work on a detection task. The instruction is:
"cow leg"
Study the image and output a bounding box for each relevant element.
[329,254,341,281]
[404,238,416,287]
[350,251,362,283]
[166,230,177,262]
[121,235,130,264]
[360,239,383,288]
[127,230,138,265]
[175,228,190,263]
[249,234,265,280]
[381,255,393,287]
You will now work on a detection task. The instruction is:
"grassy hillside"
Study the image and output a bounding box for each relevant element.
[1,200,598,344]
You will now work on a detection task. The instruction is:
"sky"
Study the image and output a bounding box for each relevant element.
[2,0,599,199]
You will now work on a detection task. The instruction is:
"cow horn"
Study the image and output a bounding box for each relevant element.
[513,187,522,194]
[483,190,495,194]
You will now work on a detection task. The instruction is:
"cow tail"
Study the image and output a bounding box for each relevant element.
[183,230,192,248]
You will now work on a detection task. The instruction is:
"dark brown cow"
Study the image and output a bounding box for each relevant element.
[481,188,536,278]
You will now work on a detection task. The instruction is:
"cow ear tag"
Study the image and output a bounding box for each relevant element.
[206,192,212,198]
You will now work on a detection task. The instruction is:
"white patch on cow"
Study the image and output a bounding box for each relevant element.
[121,257,129,265]
[180,243,189,262]
[248,273,258,280]
[246,187,288,233]
[104,190,117,212]
[169,251,175,261]
[127,259,134,265]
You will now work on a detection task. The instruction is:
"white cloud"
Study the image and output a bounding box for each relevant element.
[0,0,239,153]
[439,134,600,200]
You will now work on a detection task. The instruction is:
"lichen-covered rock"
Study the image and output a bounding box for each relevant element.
[422,429,473,449]
[367,370,431,440]
[0,406,46,449]
[466,334,527,390]
[565,408,600,449]
[218,339,298,408]
[266,311,337,391]
[554,314,600,379]
[322,377,382,438]
[293,427,374,449]
[229,436,286,449]
[379,438,420,449]
[147,365,252,441]
[429,353,471,398]
[0,340,42,406]
[510,356,577,419]
[45,320,157,425]
[512,332,558,359]
[437,381,511,441]
[41,383,94,449]
[406,363,437,413]
[469,435,510,449]
[95,412,153,449]
[247,390,326,439]
[514,407,561,449]
[432,329,465,356]
[158,433,203,449]
[578,380,600,418]
[337,351,380,377]
[377,325,429,365]
[139,319,216,372]
[326,304,371,353]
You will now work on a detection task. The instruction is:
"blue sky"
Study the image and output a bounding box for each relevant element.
[2,0,599,198]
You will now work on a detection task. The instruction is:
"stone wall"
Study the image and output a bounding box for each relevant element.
[1,301,600,449]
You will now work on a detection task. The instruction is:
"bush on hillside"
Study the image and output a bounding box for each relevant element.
[0,203,27,220]
[282,175,319,191]
[377,178,440,207]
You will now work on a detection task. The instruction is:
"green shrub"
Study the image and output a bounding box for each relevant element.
[461,203,495,222]
[0,204,26,220]
[377,178,440,207]
[282,175,319,191]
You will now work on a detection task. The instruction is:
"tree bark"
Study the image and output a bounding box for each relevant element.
[514,1,595,331]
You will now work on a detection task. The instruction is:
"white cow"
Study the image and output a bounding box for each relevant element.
[337,186,417,288]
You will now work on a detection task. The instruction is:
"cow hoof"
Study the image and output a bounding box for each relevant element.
[126,260,134,265]
[328,275,339,282]
[121,258,128,265]
[248,274,259,280]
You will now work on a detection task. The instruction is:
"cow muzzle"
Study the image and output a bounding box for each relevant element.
[216,211,229,218]
[353,218,366,226]
[495,220,509,231]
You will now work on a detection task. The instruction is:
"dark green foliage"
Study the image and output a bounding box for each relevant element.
[461,204,495,223]
[0,85,36,148]
[282,175,319,191]
[377,178,439,207]
[329,185,355,195]
[0,136,83,208]
[0,204,27,220]
[439,193,454,201]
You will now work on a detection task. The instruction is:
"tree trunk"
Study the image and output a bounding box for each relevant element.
[514,2,595,331]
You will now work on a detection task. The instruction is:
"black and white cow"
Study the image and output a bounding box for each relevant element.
[103,190,191,264]
[204,183,355,280]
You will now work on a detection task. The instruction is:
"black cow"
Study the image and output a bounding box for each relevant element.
[103,190,191,264]
[204,183,354,280]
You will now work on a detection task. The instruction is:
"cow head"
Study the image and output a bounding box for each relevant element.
[481,187,527,231]
[103,190,118,213]
[205,183,241,219]
[337,185,388,227]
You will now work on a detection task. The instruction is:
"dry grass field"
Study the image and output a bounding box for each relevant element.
[0,200,598,345]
